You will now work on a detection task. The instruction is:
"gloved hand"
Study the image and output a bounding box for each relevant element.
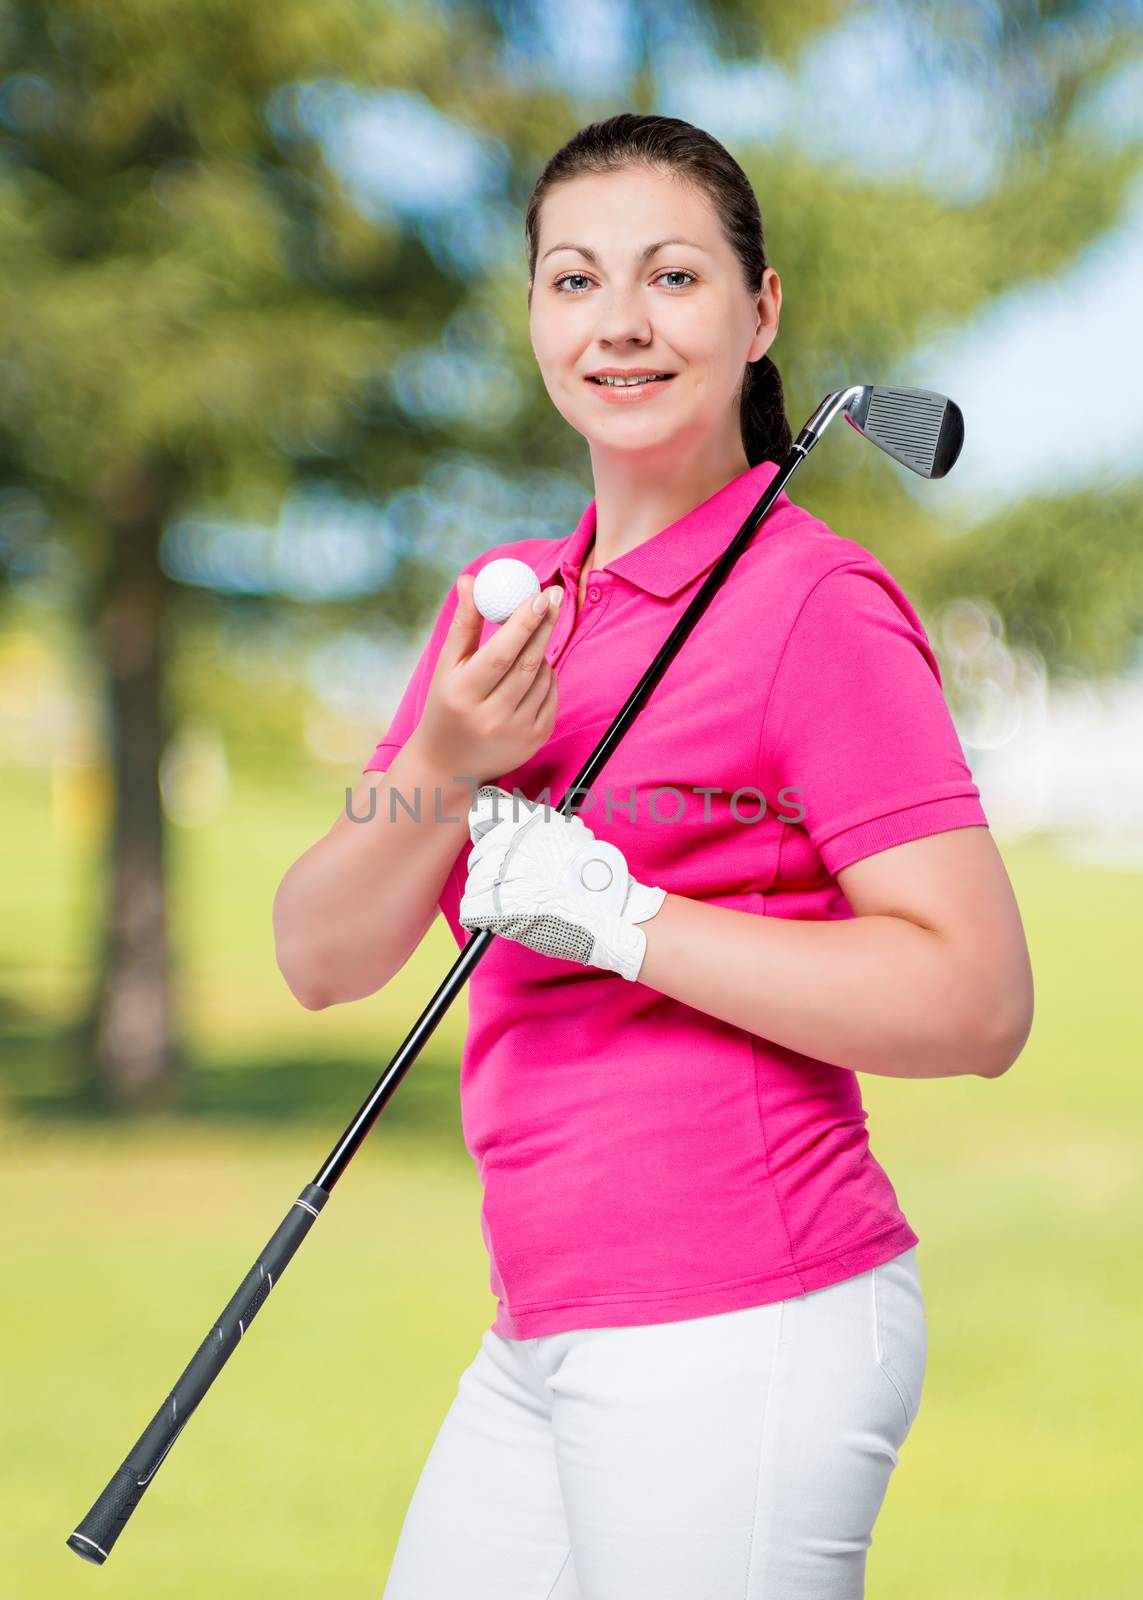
[458,785,667,982]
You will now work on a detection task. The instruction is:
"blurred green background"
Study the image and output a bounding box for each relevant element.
[2,1,1141,1595]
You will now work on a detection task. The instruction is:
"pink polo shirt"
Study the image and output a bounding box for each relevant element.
[362,458,989,1339]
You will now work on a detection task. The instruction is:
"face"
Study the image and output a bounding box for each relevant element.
[528,165,781,460]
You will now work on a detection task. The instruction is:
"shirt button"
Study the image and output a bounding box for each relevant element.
[588,585,602,601]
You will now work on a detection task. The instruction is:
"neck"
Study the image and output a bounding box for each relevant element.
[585,432,752,571]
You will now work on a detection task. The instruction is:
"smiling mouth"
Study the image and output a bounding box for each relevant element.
[586,374,677,386]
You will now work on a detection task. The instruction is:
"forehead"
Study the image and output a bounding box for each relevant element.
[538,167,722,255]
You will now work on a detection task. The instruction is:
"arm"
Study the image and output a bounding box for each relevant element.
[274,560,565,1010]
[273,734,474,1010]
[638,825,1034,1080]
[274,562,470,1011]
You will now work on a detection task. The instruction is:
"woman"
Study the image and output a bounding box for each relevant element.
[274,114,1034,1599]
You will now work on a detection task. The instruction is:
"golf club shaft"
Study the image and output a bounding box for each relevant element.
[67,412,831,1566]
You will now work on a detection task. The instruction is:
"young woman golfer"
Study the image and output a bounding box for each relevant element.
[276,113,1034,1599]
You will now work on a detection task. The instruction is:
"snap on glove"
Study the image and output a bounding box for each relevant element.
[458,785,666,982]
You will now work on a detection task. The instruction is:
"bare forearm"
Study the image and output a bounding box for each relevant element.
[637,894,1009,1079]
[273,736,475,1008]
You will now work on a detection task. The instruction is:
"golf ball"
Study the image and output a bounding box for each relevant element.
[473,557,542,623]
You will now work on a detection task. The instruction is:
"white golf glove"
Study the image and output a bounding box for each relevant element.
[458,785,667,982]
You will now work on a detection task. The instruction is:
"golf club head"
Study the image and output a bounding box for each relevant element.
[842,386,964,478]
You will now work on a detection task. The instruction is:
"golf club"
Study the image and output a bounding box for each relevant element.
[65,382,963,1566]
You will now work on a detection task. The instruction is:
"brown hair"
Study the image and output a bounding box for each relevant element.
[525,112,792,467]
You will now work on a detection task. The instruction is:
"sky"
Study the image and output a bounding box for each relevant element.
[904,165,1143,520]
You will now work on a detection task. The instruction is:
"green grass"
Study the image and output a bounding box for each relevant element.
[5,1123,490,1595]
[2,759,1141,1596]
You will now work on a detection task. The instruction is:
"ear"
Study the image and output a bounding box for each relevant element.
[747,268,781,363]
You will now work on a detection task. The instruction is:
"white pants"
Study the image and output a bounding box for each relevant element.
[382,1246,926,1599]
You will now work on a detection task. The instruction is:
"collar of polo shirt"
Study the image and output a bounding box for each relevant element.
[529,459,792,602]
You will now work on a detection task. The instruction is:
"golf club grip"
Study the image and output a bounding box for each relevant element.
[66,1181,329,1566]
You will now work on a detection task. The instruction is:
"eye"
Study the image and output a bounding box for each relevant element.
[654,269,696,290]
[552,272,593,294]
[551,268,698,294]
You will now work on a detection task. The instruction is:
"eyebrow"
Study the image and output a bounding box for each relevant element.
[539,236,707,265]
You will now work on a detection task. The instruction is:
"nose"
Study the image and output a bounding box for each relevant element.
[592,286,653,350]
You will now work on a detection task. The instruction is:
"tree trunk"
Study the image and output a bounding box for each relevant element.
[79,453,184,1111]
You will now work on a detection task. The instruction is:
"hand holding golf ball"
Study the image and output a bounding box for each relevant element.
[411,561,564,786]
[472,558,542,622]
[458,785,667,983]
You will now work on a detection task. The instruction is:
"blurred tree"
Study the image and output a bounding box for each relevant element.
[0,0,1139,1108]
[917,481,1143,677]
[0,0,509,1108]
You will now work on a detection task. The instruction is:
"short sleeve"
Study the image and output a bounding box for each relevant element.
[361,572,465,774]
[758,559,989,875]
